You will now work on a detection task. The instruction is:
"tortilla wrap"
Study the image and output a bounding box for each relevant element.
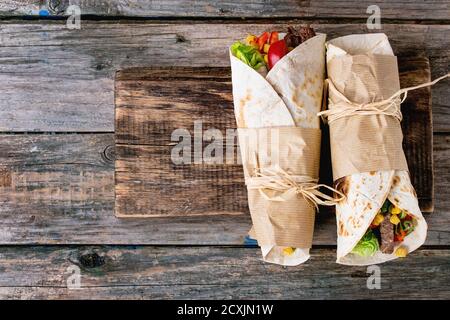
[327,34,427,265]
[230,33,326,266]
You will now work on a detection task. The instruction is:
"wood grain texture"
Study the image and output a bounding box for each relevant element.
[0,22,449,132]
[1,0,449,20]
[115,70,244,217]
[0,246,448,299]
[0,134,252,244]
[434,134,450,216]
[115,59,433,217]
[0,134,449,244]
[398,55,433,211]
[0,4,448,302]
[0,134,114,243]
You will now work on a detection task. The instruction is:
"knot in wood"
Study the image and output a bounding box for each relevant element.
[48,0,69,14]
[176,34,187,43]
[102,145,115,164]
[79,252,105,268]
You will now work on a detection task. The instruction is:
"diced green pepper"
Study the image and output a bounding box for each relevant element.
[381,199,390,214]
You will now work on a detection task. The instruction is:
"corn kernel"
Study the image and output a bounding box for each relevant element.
[372,213,384,226]
[264,54,268,64]
[263,43,270,53]
[246,34,257,44]
[288,47,294,52]
[395,246,408,258]
[390,206,402,214]
[283,247,295,256]
[390,214,401,225]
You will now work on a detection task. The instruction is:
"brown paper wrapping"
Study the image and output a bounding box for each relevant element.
[327,54,409,181]
[238,127,321,248]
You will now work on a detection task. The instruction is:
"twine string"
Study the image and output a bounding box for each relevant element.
[318,73,450,123]
[245,166,345,210]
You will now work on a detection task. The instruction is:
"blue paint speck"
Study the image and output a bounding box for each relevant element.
[244,235,258,247]
[39,9,50,17]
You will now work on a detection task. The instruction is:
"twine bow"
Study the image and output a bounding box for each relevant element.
[245,166,345,210]
[318,73,450,123]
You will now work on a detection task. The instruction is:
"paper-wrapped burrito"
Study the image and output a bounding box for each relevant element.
[322,34,428,265]
[230,27,332,265]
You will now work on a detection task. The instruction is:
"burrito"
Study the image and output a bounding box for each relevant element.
[230,26,328,265]
[323,34,428,265]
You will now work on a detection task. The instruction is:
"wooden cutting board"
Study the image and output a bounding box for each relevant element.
[115,55,433,218]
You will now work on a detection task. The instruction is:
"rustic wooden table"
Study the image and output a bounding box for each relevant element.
[0,1,449,299]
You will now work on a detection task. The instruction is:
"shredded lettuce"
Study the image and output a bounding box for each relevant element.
[231,41,266,71]
[352,229,379,257]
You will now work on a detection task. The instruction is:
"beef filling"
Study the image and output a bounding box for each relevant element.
[380,214,395,254]
[284,26,316,48]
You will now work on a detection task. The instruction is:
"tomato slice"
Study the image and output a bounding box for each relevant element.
[257,32,269,51]
[269,31,279,44]
[268,39,287,69]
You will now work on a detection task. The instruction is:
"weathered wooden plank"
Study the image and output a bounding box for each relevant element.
[0,133,252,244]
[0,133,449,244]
[0,246,448,299]
[434,134,450,216]
[398,55,433,212]
[0,22,449,132]
[0,134,115,243]
[115,72,244,217]
[115,58,433,216]
[1,0,449,20]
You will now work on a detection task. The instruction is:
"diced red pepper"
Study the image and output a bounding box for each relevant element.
[268,39,287,69]
[395,230,406,242]
[269,31,279,44]
[257,32,269,51]
[404,214,413,221]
